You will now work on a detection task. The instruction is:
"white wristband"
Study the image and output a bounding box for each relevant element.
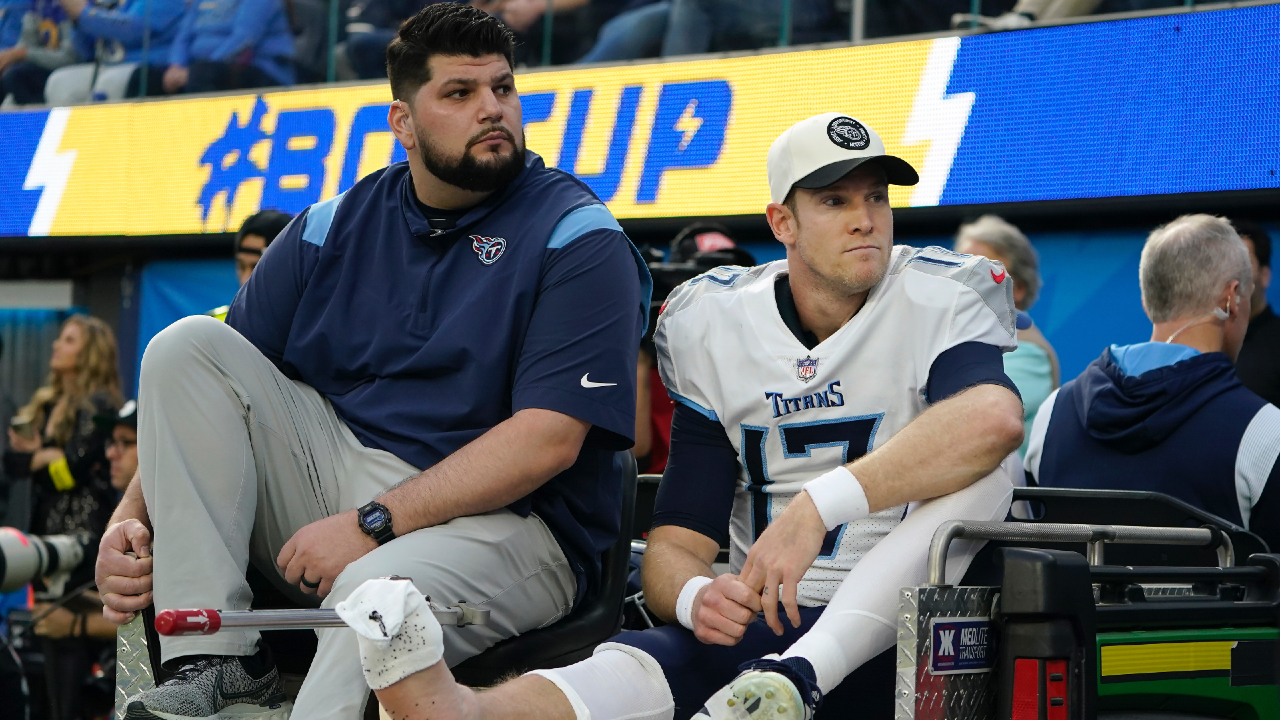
[675,575,714,631]
[803,466,869,531]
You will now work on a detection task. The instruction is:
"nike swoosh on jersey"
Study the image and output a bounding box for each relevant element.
[991,268,1007,284]
[580,373,617,388]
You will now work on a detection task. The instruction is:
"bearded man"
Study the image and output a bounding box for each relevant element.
[96,5,650,719]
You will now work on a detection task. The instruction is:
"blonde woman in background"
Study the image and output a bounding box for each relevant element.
[5,314,121,539]
[956,216,1060,457]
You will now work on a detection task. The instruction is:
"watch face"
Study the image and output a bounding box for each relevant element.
[363,507,388,530]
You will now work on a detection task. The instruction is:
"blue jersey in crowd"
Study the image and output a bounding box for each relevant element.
[169,0,295,85]
[227,152,651,598]
[1027,342,1280,550]
[76,0,186,64]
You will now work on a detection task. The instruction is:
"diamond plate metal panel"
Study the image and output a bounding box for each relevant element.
[115,614,156,719]
[896,586,999,720]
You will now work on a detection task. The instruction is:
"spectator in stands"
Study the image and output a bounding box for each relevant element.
[1232,219,1280,407]
[955,215,1058,457]
[162,0,295,94]
[208,209,294,321]
[339,0,433,79]
[3,314,121,720]
[662,0,843,55]
[576,0,666,63]
[1026,215,1280,548]
[0,0,78,106]
[42,0,186,103]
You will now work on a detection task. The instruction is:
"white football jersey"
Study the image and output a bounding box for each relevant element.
[654,245,1017,605]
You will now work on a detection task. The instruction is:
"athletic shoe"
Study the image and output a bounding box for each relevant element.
[693,658,822,720]
[124,644,292,720]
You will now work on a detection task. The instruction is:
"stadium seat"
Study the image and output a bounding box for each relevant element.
[452,451,639,686]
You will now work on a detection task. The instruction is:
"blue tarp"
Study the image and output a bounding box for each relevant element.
[136,259,239,389]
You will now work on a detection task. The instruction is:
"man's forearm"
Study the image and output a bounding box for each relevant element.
[846,384,1023,513]
[640,526,720,623]
[378,408,589,536]
[109,470,150,529]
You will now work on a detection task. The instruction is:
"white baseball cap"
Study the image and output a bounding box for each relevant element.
[767,112,919,205]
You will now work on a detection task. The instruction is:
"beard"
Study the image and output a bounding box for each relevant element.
[418,125,526,193]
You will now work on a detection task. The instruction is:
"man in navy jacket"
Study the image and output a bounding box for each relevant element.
[1027,214,1280,550]
[96,5,649,719]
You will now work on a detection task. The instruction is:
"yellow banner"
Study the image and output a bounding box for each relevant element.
[40,39,940,236]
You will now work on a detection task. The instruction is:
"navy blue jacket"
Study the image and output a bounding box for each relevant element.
[227,153,651,599]
[1027,346,1280,549]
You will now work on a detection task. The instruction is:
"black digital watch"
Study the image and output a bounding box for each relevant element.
[357,501,395,545]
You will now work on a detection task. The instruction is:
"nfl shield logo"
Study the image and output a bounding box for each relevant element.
[471,236,507,265]
[796,356,819,383]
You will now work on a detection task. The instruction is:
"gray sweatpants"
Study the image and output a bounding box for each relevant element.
[137,316,577,718]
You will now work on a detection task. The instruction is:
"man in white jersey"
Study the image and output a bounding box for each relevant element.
[331,113,1025,720]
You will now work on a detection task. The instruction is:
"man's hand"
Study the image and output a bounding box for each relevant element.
[277,509,376,598]
[97,519,153,624]
[691,573,762,646]
[739,490,825,635]
[162,65,188,94]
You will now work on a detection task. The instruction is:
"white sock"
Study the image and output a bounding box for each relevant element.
[529,644,675,720]
[335,578,445,690]
[781,456,1016,693]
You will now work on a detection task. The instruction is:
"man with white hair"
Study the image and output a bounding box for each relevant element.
[1026,214,1280,549]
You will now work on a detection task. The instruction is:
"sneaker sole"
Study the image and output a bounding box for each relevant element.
[125,700,293,720]
[724,673,804,719]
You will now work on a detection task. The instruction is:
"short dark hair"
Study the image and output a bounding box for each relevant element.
[236,209,293,252]
[386,3,516,102]
[1231,218,1272,269]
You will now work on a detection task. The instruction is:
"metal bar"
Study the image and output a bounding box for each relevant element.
[1087,540,1104,566]
[140,0,151,96]
[1090,565,1267,583]
[541,0,554,67]
[851,0,865,43]
[927,521,1224,586]
[779,0,793,47]
[156,605,489,636]
[326,0,339,83]
[970,0,980,27]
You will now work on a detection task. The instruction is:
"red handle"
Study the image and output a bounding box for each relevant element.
[155,609,222,636]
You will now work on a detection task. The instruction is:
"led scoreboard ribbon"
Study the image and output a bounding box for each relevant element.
[1,4,1277,237]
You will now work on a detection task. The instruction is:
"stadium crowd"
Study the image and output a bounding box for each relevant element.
[0,4,1276,719]
[0,0,1206,106]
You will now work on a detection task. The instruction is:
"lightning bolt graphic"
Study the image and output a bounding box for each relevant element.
[674,100,703,151]
[902,37,974,207]
[23,107,77,237]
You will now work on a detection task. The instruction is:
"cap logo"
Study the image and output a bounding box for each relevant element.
[826,117,870,151]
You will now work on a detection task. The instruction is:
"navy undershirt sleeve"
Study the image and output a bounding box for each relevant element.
[226,209,316,373]
[512,228,646,450]
[650,403,739,547]
[1248,459,1280,552]
[926,341,1021,405]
